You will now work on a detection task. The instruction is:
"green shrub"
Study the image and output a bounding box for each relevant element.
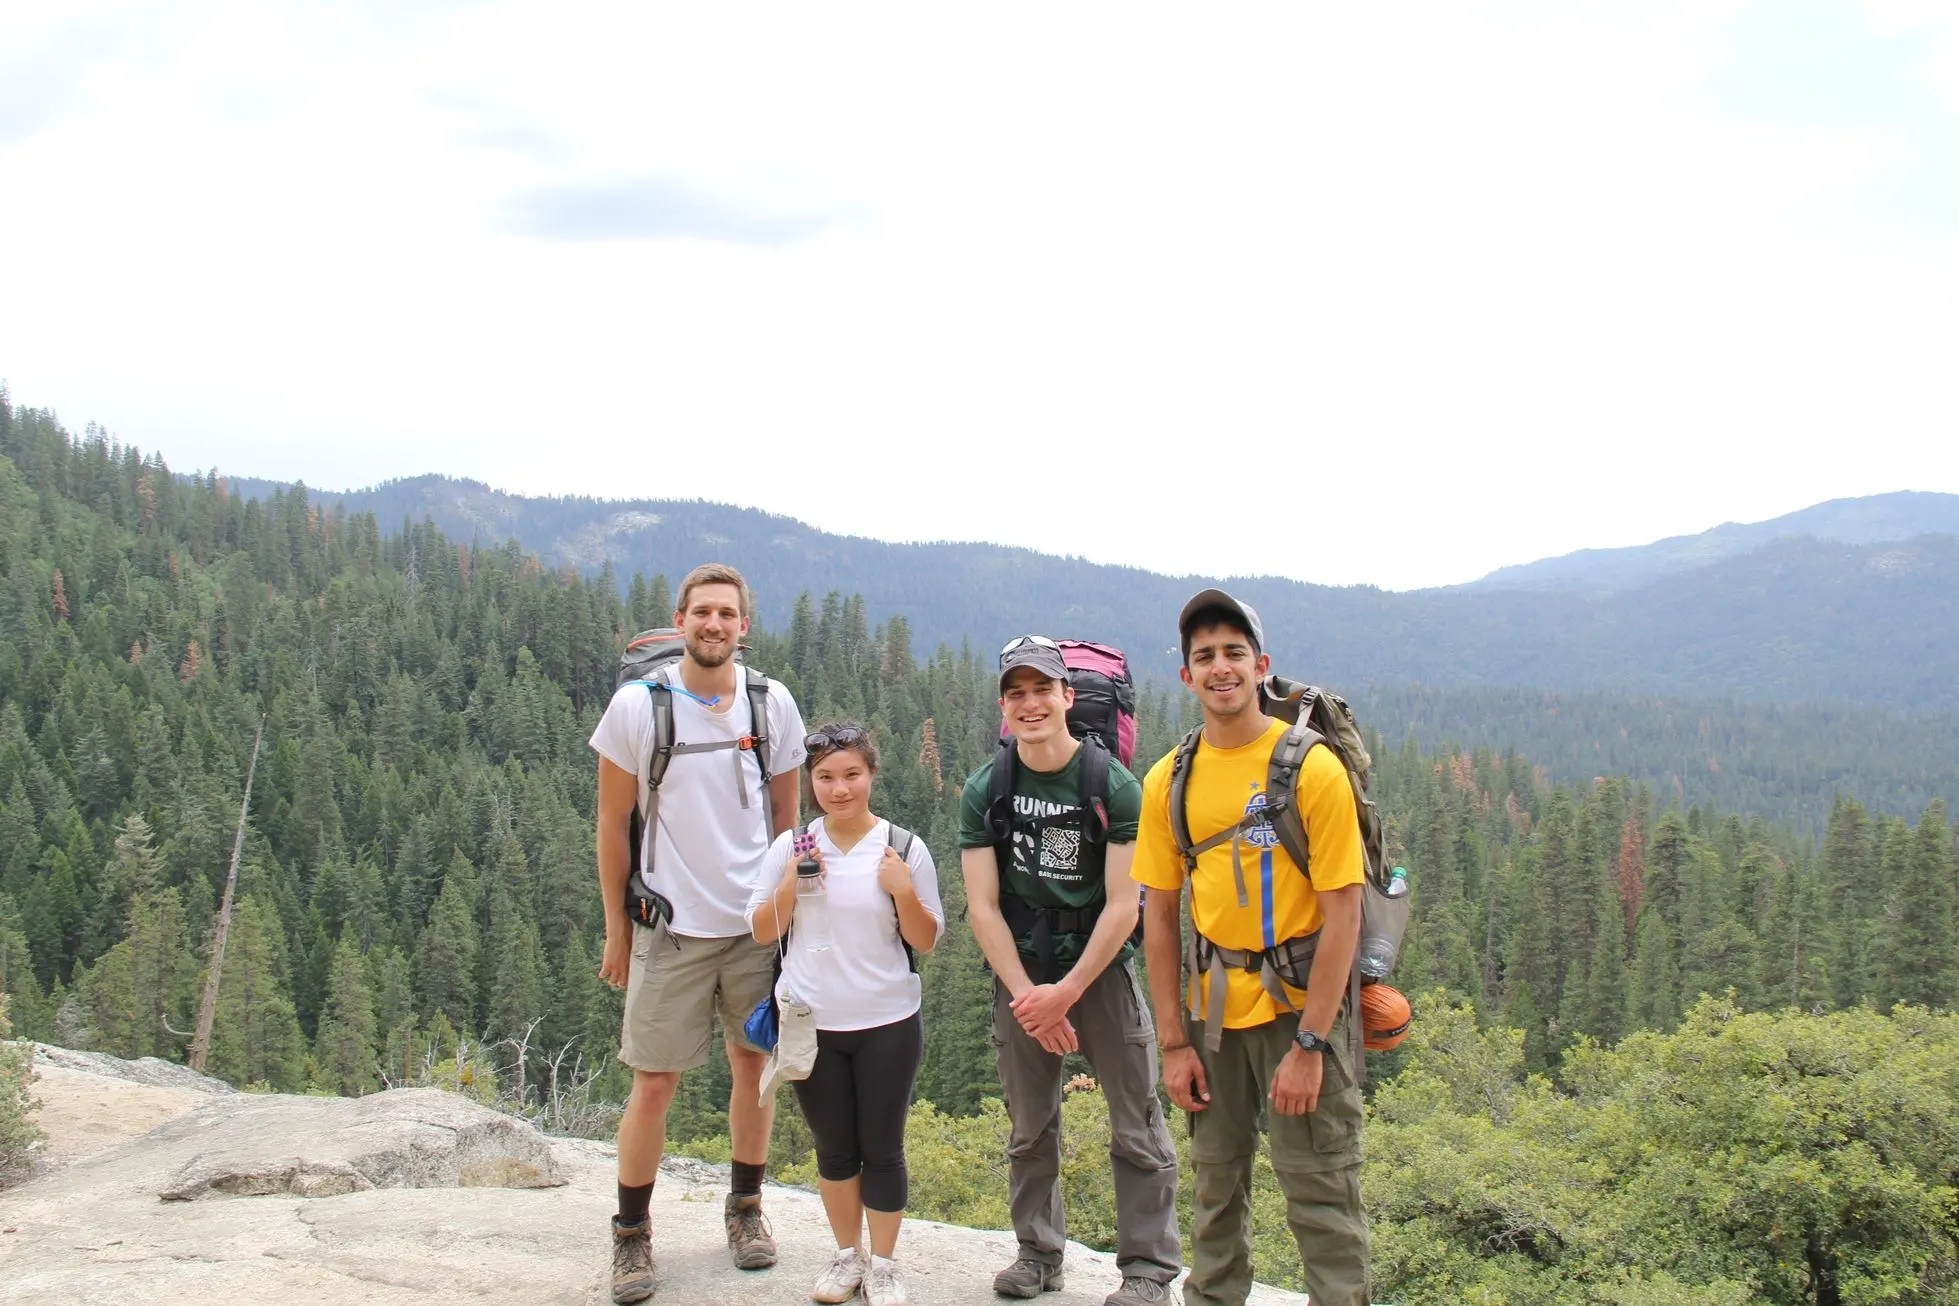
[0,991,44,1186]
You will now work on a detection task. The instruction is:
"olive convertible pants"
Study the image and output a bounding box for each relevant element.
[990,962,1182,1284]
[1182,1008,1369,1306]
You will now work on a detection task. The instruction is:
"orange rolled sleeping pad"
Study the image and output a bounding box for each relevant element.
[1359,982,1412,1051]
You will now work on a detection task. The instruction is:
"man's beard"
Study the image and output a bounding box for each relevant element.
[686,635,735,668]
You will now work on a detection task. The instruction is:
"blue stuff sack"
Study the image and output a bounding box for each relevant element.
[742,992,779,1052]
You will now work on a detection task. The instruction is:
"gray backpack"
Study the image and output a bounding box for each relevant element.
[615,629,776,929]
[1168,676,1385,895]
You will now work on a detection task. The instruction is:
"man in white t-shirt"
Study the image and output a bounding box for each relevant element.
[589,563,807,1305]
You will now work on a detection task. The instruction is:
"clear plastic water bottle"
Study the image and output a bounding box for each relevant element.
[1356,867,1410,980]
[794,833,833,952]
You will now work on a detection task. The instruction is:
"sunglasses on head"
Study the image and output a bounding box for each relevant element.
[999,634,1060,662]
[805,725,870,755]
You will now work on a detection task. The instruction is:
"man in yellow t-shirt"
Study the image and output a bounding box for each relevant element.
[1132,589,1368,1306]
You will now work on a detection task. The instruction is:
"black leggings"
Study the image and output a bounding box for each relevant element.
[791,1011,923,1212]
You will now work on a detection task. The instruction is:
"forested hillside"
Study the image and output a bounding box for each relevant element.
[235,472,1959,716]
[7,393,1959,1301]
[1357,683,1959,836]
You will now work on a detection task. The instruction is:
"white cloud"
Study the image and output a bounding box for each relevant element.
[2,0,1956,589]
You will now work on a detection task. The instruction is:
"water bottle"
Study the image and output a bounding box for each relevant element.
[794,833,834,952]
[1356,866,1410,981]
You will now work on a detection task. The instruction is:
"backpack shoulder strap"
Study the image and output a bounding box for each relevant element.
[643,672,678,792]
[743,671,773,779]
[632,673,678,883]
[1078,735,1111,846]
[887,822,921,974]
[985,736,1018,847]
[744,670,775,837]
[1167,728,1203,870]
[1264,722,1324,876]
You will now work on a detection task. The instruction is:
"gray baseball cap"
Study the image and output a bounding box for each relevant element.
[1177,588,1265,653]
[998,635,1070,690]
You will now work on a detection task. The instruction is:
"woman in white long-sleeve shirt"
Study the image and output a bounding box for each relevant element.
[747,723,943,1306]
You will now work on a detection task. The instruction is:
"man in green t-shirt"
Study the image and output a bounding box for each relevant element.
[959,636,1181,1306]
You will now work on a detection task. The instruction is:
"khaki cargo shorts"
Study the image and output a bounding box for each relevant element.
[619,918,777,1073]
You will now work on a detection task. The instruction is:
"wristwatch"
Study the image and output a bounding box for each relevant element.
[1292,1027,1332,1055]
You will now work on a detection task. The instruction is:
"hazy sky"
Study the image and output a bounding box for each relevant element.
[4,1,1956,589]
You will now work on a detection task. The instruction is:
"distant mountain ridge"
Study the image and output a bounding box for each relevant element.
[1466,490,1959,594]
[221,475,1959,714]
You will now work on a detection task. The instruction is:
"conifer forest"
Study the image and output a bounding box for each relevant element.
[2,392,1956,1304]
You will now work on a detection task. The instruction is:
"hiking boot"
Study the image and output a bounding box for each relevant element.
[724,1192,777,1269]
[865,1255,911,1306]
[993,1257,1064,1298]
[1104,1276,1174,1305]
[810,1245,867,1303]
[610,1216,655,1304]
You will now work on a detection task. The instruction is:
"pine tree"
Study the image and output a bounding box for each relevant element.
[918,718,943,795]
[0,781,38,895]
[1584,873,1627,1044]
[68,726,121,824]
[1820,797,1874,1007]
[541,931,593,1067]
[0,908,49,1042]
[484,886,545,1049]
[85,813,164,960]
[0,986,41,1182]
[206,896,305,1090]
[1616,817,1645,938]
[77,888,199,1061]
[1628,902,1681,1032]
[370,945,420,1086]
[314,935,378,1096]
[625,575,649,632]
[1681,840,1754,1010]
[416,853,479,1034]
[1499,848,1554,1072]
[1878,803,1955,1009]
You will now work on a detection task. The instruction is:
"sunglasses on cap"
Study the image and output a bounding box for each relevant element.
[804,725,870,754]
[999,634,1060,661]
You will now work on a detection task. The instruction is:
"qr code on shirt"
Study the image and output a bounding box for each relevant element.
[1042,826,1082,872]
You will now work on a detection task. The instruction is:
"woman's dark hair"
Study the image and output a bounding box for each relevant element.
[803,722,879,772]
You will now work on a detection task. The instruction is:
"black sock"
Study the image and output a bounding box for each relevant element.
[730,1160,764,1197]
[617,1181,654,1226]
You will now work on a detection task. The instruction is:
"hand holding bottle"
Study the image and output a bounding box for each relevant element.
[793,831,835,952]
[784,831,825,888]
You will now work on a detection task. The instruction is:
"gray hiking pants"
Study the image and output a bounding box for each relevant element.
[990,961,1182,1283]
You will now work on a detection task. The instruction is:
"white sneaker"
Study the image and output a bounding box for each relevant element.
[810,1245,867,1304]
[864,1254,910,1306]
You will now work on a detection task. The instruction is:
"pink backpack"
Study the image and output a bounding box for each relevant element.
[997,639,1136,765]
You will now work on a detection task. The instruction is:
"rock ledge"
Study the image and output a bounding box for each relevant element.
[0,1047,1306,1305]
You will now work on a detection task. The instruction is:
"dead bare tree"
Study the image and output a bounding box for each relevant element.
[496,1017,544,1106]
[187,716,264,1074]
[529,1040,618,1139]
